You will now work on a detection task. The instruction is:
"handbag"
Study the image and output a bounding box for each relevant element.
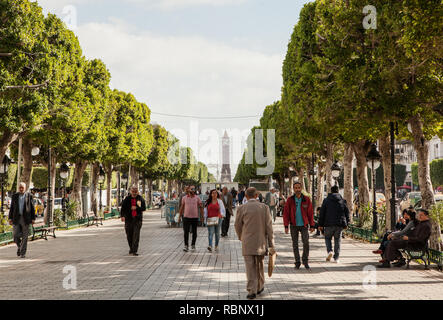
[206,217,219,226]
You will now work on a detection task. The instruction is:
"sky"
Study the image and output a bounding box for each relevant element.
[34,0,311,180]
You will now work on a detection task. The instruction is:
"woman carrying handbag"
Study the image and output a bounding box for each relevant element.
[204,189,226,252]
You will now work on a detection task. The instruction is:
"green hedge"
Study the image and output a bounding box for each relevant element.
[412,159,443,189]
[337,164,407,190]
[430,159,443,188]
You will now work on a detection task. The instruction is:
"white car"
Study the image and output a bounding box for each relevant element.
[53,198,62,210]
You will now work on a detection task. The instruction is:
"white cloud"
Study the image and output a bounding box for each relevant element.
[74,19,283,170]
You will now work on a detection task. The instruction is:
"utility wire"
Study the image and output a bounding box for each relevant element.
[151,111,261,120]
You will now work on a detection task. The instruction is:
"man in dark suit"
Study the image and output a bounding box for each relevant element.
[8,182,36,258]
[221,187,233,237]
[121,186,146,256]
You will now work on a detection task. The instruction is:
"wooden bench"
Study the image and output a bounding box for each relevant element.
[31,222,57,241]
[86,211,103,227]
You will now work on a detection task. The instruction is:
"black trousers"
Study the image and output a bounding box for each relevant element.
[290,226,310,264]
[183,218,198,246]
[384,239,407,262]
[221,212,231,236]
[125,218,142,253]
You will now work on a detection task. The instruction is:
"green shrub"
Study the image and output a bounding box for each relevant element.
[53,209,66,227]
[0,213,12,233]
[430,201,443,230]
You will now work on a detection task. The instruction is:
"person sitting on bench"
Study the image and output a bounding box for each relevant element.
[373,209,418,262]
[378,208,432,268]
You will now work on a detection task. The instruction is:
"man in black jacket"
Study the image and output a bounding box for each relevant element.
[121,186,146,256]
[318,186,350,263]
[379,208,432,268]
[8,182,36,258]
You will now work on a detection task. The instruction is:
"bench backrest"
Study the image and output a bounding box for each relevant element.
[33,223,45,228]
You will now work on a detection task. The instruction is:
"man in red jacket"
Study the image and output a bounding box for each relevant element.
[283,182,315,269]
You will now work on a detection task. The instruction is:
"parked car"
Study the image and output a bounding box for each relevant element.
[400,192,422,211]
[376,193,386,209]
[152,192,165,208]
[413,194,443,210]
[53,198,62,210]
[369,192,386,209]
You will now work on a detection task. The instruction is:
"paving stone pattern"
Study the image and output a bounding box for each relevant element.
[0,210,441,300]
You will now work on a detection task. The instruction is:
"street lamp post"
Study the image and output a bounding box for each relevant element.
[60,163,69,223]
[0,155,11,217]
[366,143,382,233]
[309,154,316,210]
[98,165,105,216]
[331,161,341,187]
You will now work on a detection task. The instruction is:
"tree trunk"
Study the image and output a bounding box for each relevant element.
[289,172,294,196]
[129,166,138,191]
[316,161,326,209]
[142,176,146,200]
[44,153,56,225]
[409,115,441,250]
[343,143,354,220]
[147,179,152,207]
[379,135,393,230]
[297,167,305,191]
[306,158,312,197]
[167,180,172,199]
[72,160,88,217]
[21,136,33,191]
[352,140,371,208]
[277,173,284,196]
[325,143,334,192]
[105,162,112,210]
[90,163,99,215]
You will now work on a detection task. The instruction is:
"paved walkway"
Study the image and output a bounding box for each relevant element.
[0,209,441,300]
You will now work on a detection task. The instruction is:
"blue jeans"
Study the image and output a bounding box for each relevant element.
[324,226,344,260]
[208,218,222,247]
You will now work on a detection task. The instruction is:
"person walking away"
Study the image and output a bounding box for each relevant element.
[221,187,233,237]
[265,188,278,223]
[121,186,146,256]
[283,182,315,269]
[238,187,245,206]
[231,187,238,206]
[235,187,275,300]
[258,192,263,203]
[178,185,203,252]
[204,189,226,252]
[318,186,350,263]
[9,182,36,258]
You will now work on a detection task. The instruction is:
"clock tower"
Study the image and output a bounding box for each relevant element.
[221,131,231,183]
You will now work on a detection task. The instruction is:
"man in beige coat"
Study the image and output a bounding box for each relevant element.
[235,187,275,300]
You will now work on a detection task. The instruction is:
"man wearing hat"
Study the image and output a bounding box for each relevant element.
[235,187,275,300]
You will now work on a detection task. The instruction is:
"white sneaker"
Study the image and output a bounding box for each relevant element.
[326,252,333,262]
[334,259,340,264]
[191,245,196,251]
